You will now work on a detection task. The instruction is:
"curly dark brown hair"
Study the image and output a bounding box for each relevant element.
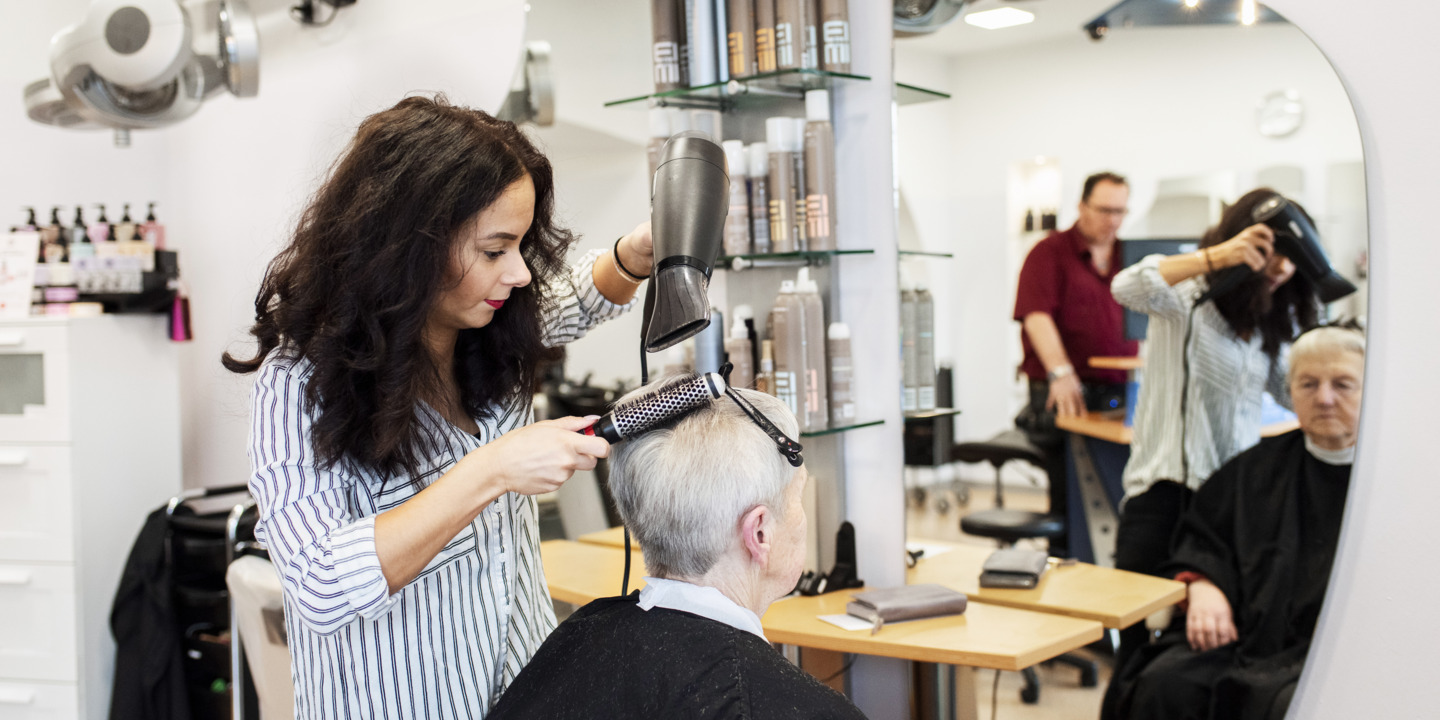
[223,95,571,479]
[1200,188,1321,360]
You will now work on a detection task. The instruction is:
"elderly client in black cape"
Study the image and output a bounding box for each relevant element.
[489,381,865,720]
[1105,323,1365,720]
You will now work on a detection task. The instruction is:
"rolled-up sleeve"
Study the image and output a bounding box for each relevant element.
[1111,254,1192,320]
[247,360,400,634]
[542,248,637,347]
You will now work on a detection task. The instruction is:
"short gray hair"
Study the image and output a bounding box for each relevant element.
[1288,324,1366,384]
[607,379,801,579]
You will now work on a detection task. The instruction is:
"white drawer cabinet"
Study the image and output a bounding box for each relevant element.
[0,317,181,720]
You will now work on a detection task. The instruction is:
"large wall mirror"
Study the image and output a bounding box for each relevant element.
[895,0,1367,714]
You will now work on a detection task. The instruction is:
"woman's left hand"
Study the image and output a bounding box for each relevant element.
[617,221,653,275]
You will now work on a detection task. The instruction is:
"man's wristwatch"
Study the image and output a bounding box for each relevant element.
[1047,364,1075,382]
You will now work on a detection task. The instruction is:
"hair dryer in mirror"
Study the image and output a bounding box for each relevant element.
[1201,194,1358,304]
[643,131,729,353]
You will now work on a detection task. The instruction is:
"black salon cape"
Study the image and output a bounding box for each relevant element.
[1107,430,1350,720]
[489,593,865,720]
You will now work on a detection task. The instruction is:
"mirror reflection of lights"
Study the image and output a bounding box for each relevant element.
[963,7,1035,30]
[1240,0,1257,25]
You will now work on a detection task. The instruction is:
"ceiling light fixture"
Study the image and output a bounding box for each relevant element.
[1184,0,1200,8]
[963,7,1035,30]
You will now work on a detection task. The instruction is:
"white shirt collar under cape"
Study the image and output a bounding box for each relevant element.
[638,576,767,641]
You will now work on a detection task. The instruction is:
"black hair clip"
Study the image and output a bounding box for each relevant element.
[724,386,804,467]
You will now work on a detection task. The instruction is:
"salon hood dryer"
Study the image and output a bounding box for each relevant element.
[1252,194,1358,303]
[643,131,729,353]
[23,0,259,146]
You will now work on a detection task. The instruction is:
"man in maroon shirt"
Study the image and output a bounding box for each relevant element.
[1012,171,1139,557]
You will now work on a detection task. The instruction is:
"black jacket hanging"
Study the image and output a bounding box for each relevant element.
[108,506,191,720]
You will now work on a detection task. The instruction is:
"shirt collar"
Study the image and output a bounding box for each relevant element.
[638,577,767,640]
[1305,435,1356,465]
[1064,224,1122,274]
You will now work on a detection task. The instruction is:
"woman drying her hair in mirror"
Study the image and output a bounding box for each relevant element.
[1103,188,1322,680]
[222,94,652,718]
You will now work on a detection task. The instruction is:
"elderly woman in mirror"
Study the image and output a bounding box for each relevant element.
[1104,323,1365,720]
[489,382,865,720]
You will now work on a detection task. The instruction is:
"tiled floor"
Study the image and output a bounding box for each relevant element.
[906,479,1113,720]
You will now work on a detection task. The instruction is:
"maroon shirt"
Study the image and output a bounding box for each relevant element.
[1013,224,1137,385]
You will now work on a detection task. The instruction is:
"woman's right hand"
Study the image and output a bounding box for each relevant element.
[478,416,611,496]
[1186,579,1239,652]
[1210,224,1275,272]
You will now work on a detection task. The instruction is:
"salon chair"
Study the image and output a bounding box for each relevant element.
[953,429,1099,704]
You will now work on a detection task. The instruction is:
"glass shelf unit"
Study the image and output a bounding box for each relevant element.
[721,248,874,271]
[605,69,948,111]
[800,418,885,438]
[898,250,954,259]
[902,407,962,421]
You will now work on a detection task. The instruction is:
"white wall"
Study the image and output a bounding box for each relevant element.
[895,24,1365,466]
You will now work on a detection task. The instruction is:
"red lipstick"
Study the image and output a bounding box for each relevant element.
[485,299,505,309]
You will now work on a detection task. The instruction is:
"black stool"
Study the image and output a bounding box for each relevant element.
[952,429,1099,704]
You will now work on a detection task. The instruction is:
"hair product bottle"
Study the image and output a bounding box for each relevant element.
[828,321,855,426]
[88,204,111,244]
[803,90,837,250]
[694,306,726,374]
[726,315,755,388]
[733,302,760,376]
[116,203,137,243]
[142,202,165,251]
[690,109,723,143]
[687,0,719,87]
[652,0,687,92]
[789,117,808,251]
[765,118,797,253]
[725,0,755,77]
[915,283,936,411]
[799,0,818,69]
[796,267,829,430]
[768,280,804,419]
[43,207,66,263]
[722,140,752,256]
[819,0,851,73]
[774,0,802,70]
[746,143,772,254]
[754,0,777,72]
[68,206,94,261]
[756,339,776,395]
[900,282,918,412]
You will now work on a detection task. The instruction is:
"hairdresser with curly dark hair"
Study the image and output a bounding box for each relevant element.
[223,95,652,719]
[1102,188,1321,691]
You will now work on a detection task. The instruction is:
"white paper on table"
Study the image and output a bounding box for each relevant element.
[905,542,956,560]
[0,232,40,319]
[818,613,874,631]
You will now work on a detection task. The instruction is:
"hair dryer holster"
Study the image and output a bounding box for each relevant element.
[646,131,730,352]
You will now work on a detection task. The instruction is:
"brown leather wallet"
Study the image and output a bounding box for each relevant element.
[846,584,969,633]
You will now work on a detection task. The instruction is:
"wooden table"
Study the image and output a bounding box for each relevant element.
[1057,412,1299,444]
[540,539,647,606]
[906,540,1184,630]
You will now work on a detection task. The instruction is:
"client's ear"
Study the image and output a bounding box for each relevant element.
[740,505,772,566]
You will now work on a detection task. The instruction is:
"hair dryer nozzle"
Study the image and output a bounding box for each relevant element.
[645,264,711,352]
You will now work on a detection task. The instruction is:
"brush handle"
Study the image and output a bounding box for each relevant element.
[581,373,727,443]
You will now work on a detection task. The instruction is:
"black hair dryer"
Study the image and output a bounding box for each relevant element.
[643,131,729,352]
[1252,195,1357,303]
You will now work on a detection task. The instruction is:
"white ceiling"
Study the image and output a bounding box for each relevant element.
[895,0,1124,57]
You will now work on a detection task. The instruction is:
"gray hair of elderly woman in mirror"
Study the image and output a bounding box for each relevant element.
[1287,324,1366,451]
[607,380,807,610]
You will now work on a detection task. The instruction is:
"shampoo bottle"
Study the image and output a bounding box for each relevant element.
[722,140,752,256]
[765,118,797,253]
[116,203,137,243]
[142,202,165,250]
[88,204,112,244]
[915,283,936,411]
[803,89,837,250]
[828,322,855,426]
[796,268,829,430]
[69,206,94,261]
[725,316,755,389]
[747,143,772,254]
[819,0,851,73]
[900,282,919,412]
[43,207,66,263]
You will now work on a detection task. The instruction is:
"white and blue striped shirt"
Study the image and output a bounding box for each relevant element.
[1112,254,1292,499]
[247,249,632,719]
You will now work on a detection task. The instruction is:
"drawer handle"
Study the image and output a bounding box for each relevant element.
[0,450,28,466]
[0,332,22,347]
[0,688,36,704]
[0,569,32,585]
